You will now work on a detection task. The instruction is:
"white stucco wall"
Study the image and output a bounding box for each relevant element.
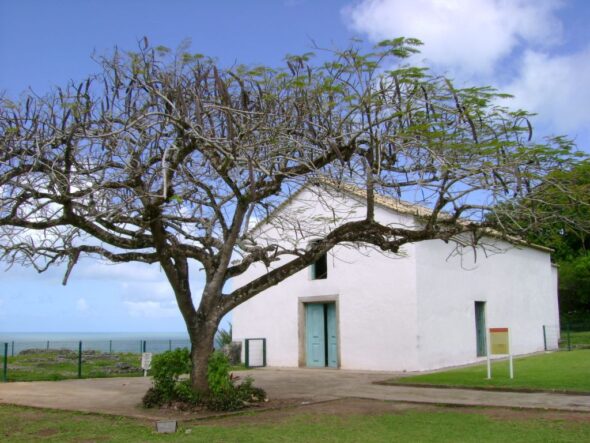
[414,239,559,370]
[232,186,560,372]
[232,187,421,371]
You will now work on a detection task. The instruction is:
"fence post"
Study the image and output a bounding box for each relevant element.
[3,343,7,382]
[245,339,250,368]
[11,341,14,357]
[543,325,547,351]
[78,341,82,379]
[46,340,50,350]
[142,340,146,353]
[567,321,572,351]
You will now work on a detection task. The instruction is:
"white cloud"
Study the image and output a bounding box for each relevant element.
[504,48,590,134]
[121,281,175,302]
[343,0,563,76]
[76,261,164,282]
[120,280,203,319]
[76,297,89,312]
[124,300,180,318]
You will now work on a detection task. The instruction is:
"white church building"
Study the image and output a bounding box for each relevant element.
[232,181,559,372]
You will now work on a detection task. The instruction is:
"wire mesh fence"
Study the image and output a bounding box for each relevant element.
[542,324,560,351]
[560,320,590,351]
[1,338,190,382]
[6,338,191,357]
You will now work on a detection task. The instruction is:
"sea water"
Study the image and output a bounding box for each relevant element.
[0,332,191,355]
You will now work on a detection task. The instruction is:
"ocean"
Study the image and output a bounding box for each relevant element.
[0,332,191,356]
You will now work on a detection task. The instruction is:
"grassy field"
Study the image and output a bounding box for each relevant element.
[560,331,590,349]
[2,349,247,382]
[3,349,143,382]
[1,402,589,442]
[387,350,590,393]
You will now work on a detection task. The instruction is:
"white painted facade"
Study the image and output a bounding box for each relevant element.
[232,185,560,372]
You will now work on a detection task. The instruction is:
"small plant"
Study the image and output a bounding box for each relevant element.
[174,379,200,404]
[142,387,166,408]
[207,350,232,395]
[143,348,266,411]
[143,348,190,406]
[215,324,233,348]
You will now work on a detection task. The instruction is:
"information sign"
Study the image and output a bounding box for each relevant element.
[486,327,513,379]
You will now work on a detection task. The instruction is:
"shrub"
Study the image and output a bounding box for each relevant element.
[215,324,233,348]
[174,379,200,404]
[207,350,232,395]
[142,348,266,411]
[142,387,166,408]
[205,375,267,411]
[148,348,191,403]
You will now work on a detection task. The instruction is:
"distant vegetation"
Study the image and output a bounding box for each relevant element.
[4,348,142,382]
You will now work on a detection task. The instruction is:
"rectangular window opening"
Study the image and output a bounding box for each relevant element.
[310,242,328,280]
[475,301,487,357]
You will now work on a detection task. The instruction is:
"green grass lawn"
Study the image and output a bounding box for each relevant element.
[3,349,247,382]
[1,403,589,443]
[4,349,143,382]
[560,331,590,349]
[387,350,590,393]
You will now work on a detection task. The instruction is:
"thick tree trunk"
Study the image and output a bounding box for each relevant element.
[188,316,220,393]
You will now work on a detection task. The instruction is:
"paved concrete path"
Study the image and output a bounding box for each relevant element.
[1,368,589,419]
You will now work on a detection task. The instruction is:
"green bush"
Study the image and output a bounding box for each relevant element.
[174,379,200,404]
[142,348,266,411]
[142,387,166,408]
[205,375,267,411]
[144,348,191,406]
[207,351,232,395]
[215,324,233,348]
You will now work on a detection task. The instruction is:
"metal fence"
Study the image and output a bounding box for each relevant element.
[4,338,191,357]
[1,338,191,383]
[560,320,590,351]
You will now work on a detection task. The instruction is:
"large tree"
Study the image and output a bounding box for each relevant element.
[496,161,590,315]
[0,39,582,391]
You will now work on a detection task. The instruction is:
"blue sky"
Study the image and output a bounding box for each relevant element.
[1,0,589,333]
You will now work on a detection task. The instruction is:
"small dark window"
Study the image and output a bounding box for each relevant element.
[311,242,328,280]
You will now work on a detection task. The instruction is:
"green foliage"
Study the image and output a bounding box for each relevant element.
[149,348,191,402]
[494,160,590,315]
[207,350,232,395]
[142,348,264,411]
[205,375,267,411]
[560,255,590,312]
[141,387,166,408]
[5,350,141,382]
[215,324,232,348]
[174,379,201,404]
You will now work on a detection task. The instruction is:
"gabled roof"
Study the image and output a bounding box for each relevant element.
[252,177,552,253]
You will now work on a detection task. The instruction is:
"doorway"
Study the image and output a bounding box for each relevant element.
[475,301,487,357]
[305,302,338,367]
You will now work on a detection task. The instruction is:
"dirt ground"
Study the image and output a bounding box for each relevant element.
[194,397,590,427]
[2,367,590,421]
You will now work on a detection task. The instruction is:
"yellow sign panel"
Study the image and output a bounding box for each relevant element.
[489,328,509,355]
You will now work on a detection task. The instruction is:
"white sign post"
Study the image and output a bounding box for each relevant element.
[486,327,513,379]
[141,352,153,377]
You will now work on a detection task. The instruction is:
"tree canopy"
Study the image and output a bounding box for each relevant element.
[0,38,585,391]
[498,161,590,316]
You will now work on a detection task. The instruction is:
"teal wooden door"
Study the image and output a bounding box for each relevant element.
[475,302,487,357]
[326,303,338,367]
[305,303,326,367]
